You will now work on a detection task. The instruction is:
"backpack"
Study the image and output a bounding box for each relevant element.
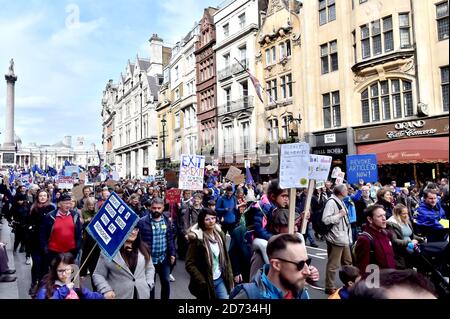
[312,198,343,236]
[351,231,375,265]
[229,282,261,299]
[243,200,259,230]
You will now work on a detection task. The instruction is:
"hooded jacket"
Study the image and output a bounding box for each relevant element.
[185,224,233,299]
[249,194,278,241]
[415,200,446,230]
[322,195,352,247]
[231,264,310,299]
[354,224,396,274]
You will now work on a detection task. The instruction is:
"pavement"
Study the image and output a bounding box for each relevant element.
[0,217,335,299]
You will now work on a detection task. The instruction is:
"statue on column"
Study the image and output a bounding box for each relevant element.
[8,58,14,75]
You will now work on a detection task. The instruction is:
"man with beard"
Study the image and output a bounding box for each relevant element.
[230,233,319,299]
[138,197,176,299]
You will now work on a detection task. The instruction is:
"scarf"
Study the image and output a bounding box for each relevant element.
[203,229,226,275]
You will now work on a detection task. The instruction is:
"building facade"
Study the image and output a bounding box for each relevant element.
[214,0,267,172]
[196,7,219,160]
[101,34,171,178]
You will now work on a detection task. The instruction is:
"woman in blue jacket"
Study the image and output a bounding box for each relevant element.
[34,253,103,299]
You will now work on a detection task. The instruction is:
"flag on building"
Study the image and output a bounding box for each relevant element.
[244,68,276,105]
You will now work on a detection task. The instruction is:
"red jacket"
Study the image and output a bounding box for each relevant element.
[354,224,396,274]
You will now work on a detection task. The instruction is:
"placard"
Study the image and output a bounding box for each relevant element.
[308,155,332,181]
[225,166,242,182]
[64,166,80,178]
[331,166,342,178]
[232,174,245,185]
[178,154,205,191]
[165,188,182,205]
[57,176,74,189]
[335,172,346,185]
[279,143,310,189]
[346,154,378,184]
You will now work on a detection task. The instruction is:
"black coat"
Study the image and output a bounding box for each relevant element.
[27,205,55,253]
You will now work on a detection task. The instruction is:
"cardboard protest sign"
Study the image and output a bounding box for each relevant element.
[335,172,346,185]
[331,166,342,178]
[279,143,310,189]
[57,176,74,189]
[165,188,182,205]
[86,192,140,260]
[346,154,378,185]
[87,166,101,184]
[308,155,332,181]
[178,154,205,191]
[72,186,84,201]
[64,166,80,178]
[225,166,242,182]
[232,174,245,185]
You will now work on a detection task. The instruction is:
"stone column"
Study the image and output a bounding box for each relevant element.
[4,73,17,149]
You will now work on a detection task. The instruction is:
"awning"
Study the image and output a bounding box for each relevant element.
[357,137,449,165]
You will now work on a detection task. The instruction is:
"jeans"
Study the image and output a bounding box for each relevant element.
[214,277,229,299]
[150,256,171,299]
[306,222,317,245]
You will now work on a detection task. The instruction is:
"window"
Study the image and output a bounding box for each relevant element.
[280,40,291,59]
[223,23,229,37]
[361,25,370,58]
[225,87,232,112]
[281,115,293,139]
[185,108,190,128]
[224,124,233,153]
[399,13,411,48]
[135,119,139,141]
[143,115,148,138]
[266,79,277,103]
[265,49,271,65]
[241,121,250,151]
[174,66,179,81]
[437,2,449,41]
[361,15,394,59]
[361,79,414,123]
[320,40,338,74]
[319,0,336,26]
[175,112,180,129]
[223,53,231,67]
[269,119,278,142]
[126,124,131,144]
[352,30,357,64]
[239,45,247,63]
[175,88,180,100]
[280,74,293,99]
[239,13,246,29]
[271,47,276,64]
[383,16,394,52]
[323,91,340,128]
[441,66,449,111]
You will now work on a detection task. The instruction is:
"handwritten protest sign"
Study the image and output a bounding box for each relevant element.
[346,154,378,184]
[165,188,182,205]
[331,166,342,178]
[279,143,310,189]
[335,172,346,185]
[57,176,74,189]
[64,166,80,178]
[72,186,84,201]
[86,192,140,260]
[308,155,332,181]
[225,166,242,182]
[178,154,205,191]
[232,174,245,185]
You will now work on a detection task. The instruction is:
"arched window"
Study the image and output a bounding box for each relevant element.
[361,78,413,123]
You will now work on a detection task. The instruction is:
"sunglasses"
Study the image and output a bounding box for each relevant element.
[275,257,312,271]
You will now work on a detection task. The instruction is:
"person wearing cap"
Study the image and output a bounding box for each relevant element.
[40,193,82,272]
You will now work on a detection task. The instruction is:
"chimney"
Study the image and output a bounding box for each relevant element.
[149,34,163,76]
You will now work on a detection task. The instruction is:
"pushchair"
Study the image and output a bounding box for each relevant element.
[412,241,449,299]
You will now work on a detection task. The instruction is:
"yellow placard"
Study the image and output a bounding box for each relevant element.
[439,219,449,229]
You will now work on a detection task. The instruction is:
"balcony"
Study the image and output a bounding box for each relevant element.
[232,59,249,75]
[217,96,254,116]
[218,65,233,81]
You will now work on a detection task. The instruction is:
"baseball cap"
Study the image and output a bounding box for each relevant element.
[57,193,72,203]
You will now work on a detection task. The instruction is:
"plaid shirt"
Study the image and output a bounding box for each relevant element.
[151,218,167,264]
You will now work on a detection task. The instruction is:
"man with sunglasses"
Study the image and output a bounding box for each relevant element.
[230,234,319,299]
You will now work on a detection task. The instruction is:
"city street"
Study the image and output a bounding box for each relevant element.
[0,218,333,299]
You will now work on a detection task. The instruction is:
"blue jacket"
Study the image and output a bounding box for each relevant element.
[216,194,238,225]
[137,213,176,260]
[230,264,310,299]
[40,209,82,256]
[415,200,446,230]
[35,284,104,299]
[343,196,357,224]
[250,194,277,241]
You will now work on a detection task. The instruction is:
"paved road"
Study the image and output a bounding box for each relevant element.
[1,218,337,299]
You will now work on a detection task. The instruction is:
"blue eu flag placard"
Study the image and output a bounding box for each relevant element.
[86,192,139,260]
[346,154,378,185]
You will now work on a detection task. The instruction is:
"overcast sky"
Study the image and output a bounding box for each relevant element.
[0,0,219,148]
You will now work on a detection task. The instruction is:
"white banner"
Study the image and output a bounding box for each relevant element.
[178,154,205,191]
[279,143,310,189]
[308,155,332,181]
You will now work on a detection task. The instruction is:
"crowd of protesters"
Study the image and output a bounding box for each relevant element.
[0,169,448,299]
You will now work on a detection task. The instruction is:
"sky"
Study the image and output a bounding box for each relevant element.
[0,0,220,149]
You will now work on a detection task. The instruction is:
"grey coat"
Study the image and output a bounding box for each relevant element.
[92,251,155,299]
[322,195,352,247]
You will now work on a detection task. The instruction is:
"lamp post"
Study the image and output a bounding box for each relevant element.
[161,118,167,172]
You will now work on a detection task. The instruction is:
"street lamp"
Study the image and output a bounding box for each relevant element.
[161,118,167,172]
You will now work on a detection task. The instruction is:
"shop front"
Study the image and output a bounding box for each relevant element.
[311,129,350,177]
[354,116,449,186]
